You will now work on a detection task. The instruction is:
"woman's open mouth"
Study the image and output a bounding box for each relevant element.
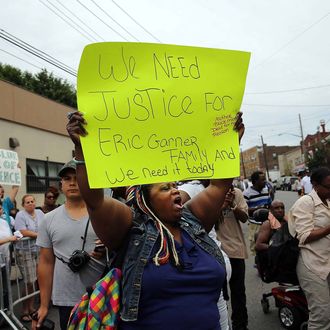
[174,196,183,209]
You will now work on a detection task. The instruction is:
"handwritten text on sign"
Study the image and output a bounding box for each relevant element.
[0,149,21,186]
[77,43,250,188]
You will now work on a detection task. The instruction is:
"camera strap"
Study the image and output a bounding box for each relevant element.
[81,218,90,251]
[54,218,90,265]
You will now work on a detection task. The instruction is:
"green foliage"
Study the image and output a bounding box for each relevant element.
[306,141,330,170]
[0,63,76,108]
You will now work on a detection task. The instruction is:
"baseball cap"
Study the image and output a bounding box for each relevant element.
[58,160,77,177]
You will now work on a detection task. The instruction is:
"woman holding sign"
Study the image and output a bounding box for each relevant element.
[66,111,244,330]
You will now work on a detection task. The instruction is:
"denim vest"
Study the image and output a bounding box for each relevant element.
[120,207,225,322]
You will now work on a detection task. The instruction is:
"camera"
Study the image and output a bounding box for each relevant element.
[68,250,90,272]
[31,312,55,330]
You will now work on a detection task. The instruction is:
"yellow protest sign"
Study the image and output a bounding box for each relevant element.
[77,42,250,188]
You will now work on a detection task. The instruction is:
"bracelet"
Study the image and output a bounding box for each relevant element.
[72,157,86,165]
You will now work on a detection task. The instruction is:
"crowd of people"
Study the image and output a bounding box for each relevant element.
[0,110,329,330]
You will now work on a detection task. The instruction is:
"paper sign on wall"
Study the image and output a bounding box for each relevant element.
[0,149,21,186]
[77,42,250,188]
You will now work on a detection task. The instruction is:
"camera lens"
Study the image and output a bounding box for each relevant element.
[68,250,90,272]
[72,256,83,266]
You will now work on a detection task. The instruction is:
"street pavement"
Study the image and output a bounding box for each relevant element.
[243,190,299,330]
[3,190,300,330]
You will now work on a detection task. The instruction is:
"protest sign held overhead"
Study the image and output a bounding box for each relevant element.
[77,42,250,188]
[0,149,21,186]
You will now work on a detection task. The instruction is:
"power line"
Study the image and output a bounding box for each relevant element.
[76,0,129,41]
[43,0,98,42]
[0,30,77,77]
[246,83,330,95]
[3,41,50,69]
[0,29,76,74]
[243,103,330,108]
[111,0,161,43]
[54,0,106,41]
[0,49,42,70]
[39,0,95,43]
[89,0,139,42]
[254,11,330,70]
[0,48,75,82]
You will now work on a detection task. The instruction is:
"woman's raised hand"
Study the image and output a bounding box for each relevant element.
[66,111,87,146]
[234,111,245,142]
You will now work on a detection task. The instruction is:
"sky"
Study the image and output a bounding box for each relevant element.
[1,0,330,151]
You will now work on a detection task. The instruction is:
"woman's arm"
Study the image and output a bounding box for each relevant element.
[303,225,330,244]
[67,112,133,250]
[187,179,232,232]
[293,196,330,244]
[19,230,37,238]
[0,235,17,245]
[187,112,245,232]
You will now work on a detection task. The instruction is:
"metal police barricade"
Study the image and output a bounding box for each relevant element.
[0,237,40,329]
[0,252,20,329]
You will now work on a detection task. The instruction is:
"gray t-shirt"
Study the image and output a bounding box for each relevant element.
[15,209,44,251]
[36,204,105,306]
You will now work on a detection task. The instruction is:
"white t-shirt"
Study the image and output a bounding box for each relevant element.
[178,181,205,198]
[301,175,313,194]
[0,218,12,264]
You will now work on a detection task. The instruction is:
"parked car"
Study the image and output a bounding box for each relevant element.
[277,176,298,191]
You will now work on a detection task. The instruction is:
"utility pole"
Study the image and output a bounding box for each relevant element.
[299,113,305,162]
[260,135,270,180]
[240,148,247,178]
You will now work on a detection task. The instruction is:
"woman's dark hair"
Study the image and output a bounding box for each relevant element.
[140,184,152,206]
[125,184,153,215]
[310,167,330,185]
[44,186,59,198]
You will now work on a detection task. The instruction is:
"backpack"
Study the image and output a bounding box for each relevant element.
[67,234,131,330]
[256,221,300,284]
[67,267,122,329]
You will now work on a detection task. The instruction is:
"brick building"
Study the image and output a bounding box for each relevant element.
[240,144,299,180]
[303,120,330,161]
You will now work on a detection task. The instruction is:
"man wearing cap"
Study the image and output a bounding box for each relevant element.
[33,160,106,330]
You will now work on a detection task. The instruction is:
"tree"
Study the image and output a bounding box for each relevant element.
[306,141,330,170]
[0,63,24,86]
[0,63,77,108]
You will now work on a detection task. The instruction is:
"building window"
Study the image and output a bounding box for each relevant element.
[272,153,277,159]
[26,159,64,193]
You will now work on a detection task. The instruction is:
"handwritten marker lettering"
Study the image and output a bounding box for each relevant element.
[77,43,250,187]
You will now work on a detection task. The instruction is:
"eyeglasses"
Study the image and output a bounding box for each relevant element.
[46,195,55,199]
